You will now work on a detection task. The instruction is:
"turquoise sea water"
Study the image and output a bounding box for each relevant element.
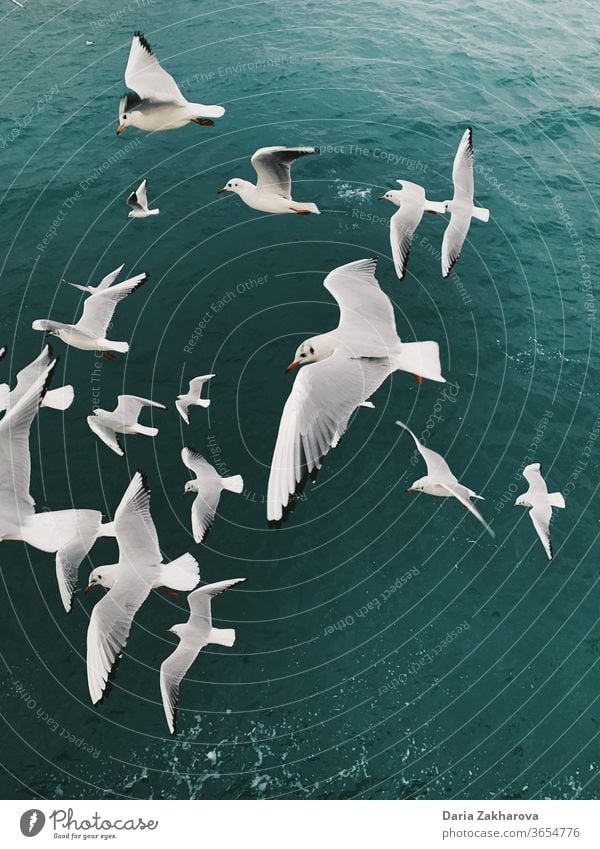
[0,0,599,800]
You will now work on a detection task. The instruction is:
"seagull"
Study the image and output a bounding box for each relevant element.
[86,472,196,704]
[160,578,246,734]
[378,181,445,279]
[86,40,94,46]
[32,273,147,358]
[0,346,73,414]
[182,447,244,543]
[396,420,494,538]
[117,32,225,134]
[87,394,165,456]
[128,178,159,218]
[0,357,114,611]
[65,263,125,294]
[515,463,565,560]
[9,0,25,7]
[176,374,214,425]
[441,128,489,277]
[85,552,199,595]
[266,258,445,521]
[218,146,320,214]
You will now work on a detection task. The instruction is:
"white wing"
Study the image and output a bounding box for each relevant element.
[75,274,147,338]
[188,374,215,396]
[124,32,186,104]
[0,359,54,529]
[530,502,553,560]
[160,642,202,734]
[181,447,221,483]
[55,511,103,612]
[451,127,474,202]
[395,420,457,483]
[267,353,391,521]
[441,208,471,278]
[522,462,548,497]
[112,394,165,423]
[187,578,247,633]
[251,146,318,198]
[128,180,149,212]
[96,264,125,291]
[390,201,424,280]
[8,346,54,408]
[87,417,124,456]
[86,473,162,703]
[439,482,495,539]
[324,258,399,355]
[175,399,189,425]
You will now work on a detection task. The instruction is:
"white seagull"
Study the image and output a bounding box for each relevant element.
[182,447,244,543]
[379,181,445,279]
[65,263,125,294]
[117,32,225,134]
[0,356,114,611]
[218,146,320,214]
[515,463,565,560]
[266,258,445,521]
[0,346,73,414]
[85,552,199,596]
[160,577,246,734]
[128,178,159,218]
[397,420,494,538]
[441,127,489,277]
[87,394,165,456]
[32,273,147,357]
[86,472,197,704]
[176,374,214,424]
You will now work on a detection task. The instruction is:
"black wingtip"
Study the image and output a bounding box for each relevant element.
[135,468,151,493]
[134,31,153,54]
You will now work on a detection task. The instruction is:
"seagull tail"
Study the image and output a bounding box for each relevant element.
[67,282,91,292]
[549,492,566,509]
[191,102,225,119]
[163,553,200,591]
[394,341,446,383]
[41,385,74,411]
[210,627,236,647]
[472,206,490,222]
[135,424,159,437]
[109,341,129,354]
[221,474,244,494]
[196,398,210,408]
[292,202,320,214]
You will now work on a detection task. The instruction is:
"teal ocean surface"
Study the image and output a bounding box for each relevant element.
[0,0,599,800]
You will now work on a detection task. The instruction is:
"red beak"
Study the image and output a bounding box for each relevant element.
[84,584,93,593]
[217,188,226,194]
[286,361,300,373]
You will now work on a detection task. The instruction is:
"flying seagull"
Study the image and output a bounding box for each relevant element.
[182,447,244,543]
[218,146,320,214]
[378,180,445,279]
[160,578,246,734]
[86,472,196,704]
[515,463,565,560]
[117,32,225,134]
[396,420,495,538]
[441,127,489,277]
[87,394,165,456]
[266,258,445,522]
[32,273,147,357]
[176,374,215,424]
[0,346,73,414]
[128,178,159,218]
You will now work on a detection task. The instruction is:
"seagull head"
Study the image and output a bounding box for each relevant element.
[184,480,200,495]
[168,624,185,638]
[117,95,141,135]
[378,190,402,206]
[286,337,332,372]
[514,496,530,508]
[405,478,425,493]
[217,179,251,195]
[85,565,116,592]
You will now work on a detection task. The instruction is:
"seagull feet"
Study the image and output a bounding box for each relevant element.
[292,209,311,215]
[102,352,116,361]
[191,118,214,126]
[165,590,179,598]
[412,374,423,384]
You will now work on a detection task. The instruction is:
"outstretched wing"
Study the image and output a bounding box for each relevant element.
[395,420,456,483]
[96,264,125,292]
[112,394,164,423]
[124,32,185,103]
[267,353,390,521]
[530,502,553,560]
[87,417,124,456]
[390,202,424,280]
[160,642,201,734]
[451,127,474,202]
[128,180,149,211]
[439,482,495,539]
[251,147,318,198]
[75,274,147,339]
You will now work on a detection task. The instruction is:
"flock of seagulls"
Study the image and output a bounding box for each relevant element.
[2,31,565,734]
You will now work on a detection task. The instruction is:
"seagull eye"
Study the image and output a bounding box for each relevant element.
[309,347,315,355]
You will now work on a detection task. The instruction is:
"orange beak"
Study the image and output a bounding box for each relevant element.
[84,584,94,593]
[412,374,423,384]
[116,123,126,135]
[286,360,300,373]
[217,188,227,194]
